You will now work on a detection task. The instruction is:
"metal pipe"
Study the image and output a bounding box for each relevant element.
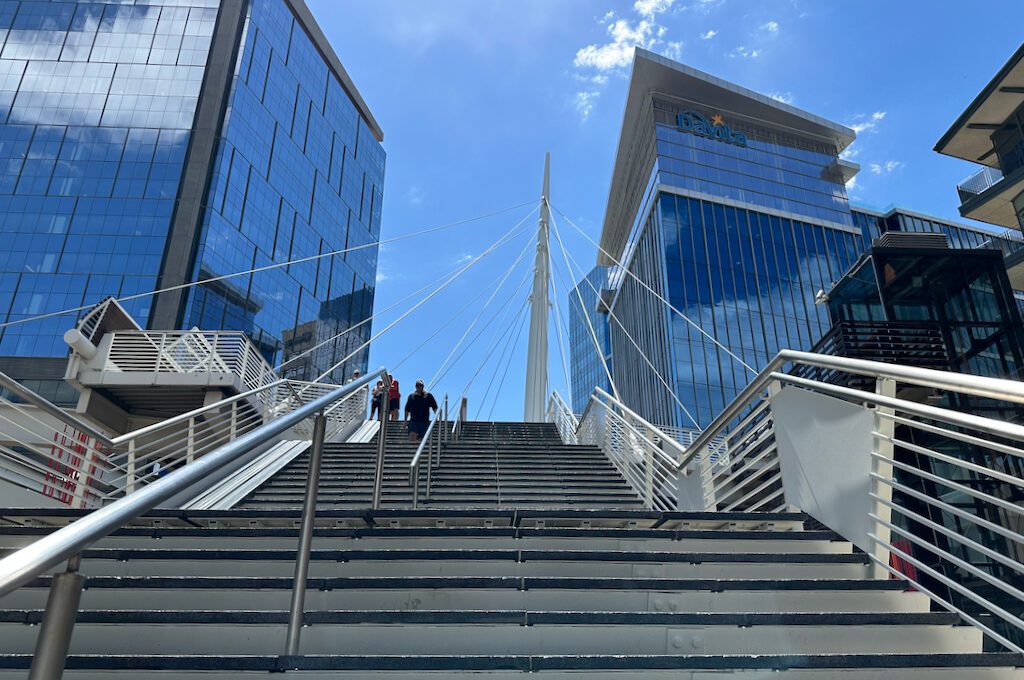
[0,368,387,598]
[372,371,390,510]
[284,412,326,656]
[27,556,84,680]
[0,372,112,443]
[426,423,434,502]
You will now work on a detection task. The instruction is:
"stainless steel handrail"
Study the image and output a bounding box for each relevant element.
[0,372,113,444]
[679,349,1024,468]
[409,404,445,508]
[593,387,688,461]
[0,368,386,598]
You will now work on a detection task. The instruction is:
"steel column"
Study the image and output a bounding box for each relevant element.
[284,412,327,655]
[524,153,551,422]
[28,555,84,680]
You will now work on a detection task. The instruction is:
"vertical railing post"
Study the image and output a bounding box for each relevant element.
[870,377,897,579]
[443,396,449,445]
[230,400,238,439]
[643,425,655,509]
[373,371,391,509]
[126,440,136,496]
[284,412,327,656]
[186,418,195,465]
[155,333,166,376]
[426,423,435,503]
[28,554,84,680]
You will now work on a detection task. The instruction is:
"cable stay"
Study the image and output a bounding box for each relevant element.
[547,207,619,402]
[548,212,701,430]
[546,265,574,406]
[458,298,531,404]
[389,233,536,374]
[550,203,755,376]
[304,204,539,389]
[0,200,537,332]
[479,308,530,421]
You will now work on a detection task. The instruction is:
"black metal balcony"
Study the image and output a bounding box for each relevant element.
[796,321,948,389]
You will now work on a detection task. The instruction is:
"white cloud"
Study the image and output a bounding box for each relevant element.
[849,111,886,134]
[572,0,679,118]
[768,92,794,105]
[730,45,761,58]
[845,175,858,192]
[634,0,675,18]
[762,20,779,33]
[869,160,904,175]
[454,253,474,265]
[574,91,599,119]
[663,40,684,60]
[376,271,390,283]
[700,29,717,39]
[840,147,860,160]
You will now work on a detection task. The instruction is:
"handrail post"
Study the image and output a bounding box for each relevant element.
[126,440,136,496]
[284,412,327,656]
[373,371,391,509]
[426,422,434,503]
[870,377,897,579]
[443,396,449,445]
[28,554,84,680]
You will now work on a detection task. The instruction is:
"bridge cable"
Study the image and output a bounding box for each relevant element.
[0,199,538,331]
[458,296,531,402]
[550,204,755,375]
[548,213,701,430]
[389,232,535,374]
[546,266,574,407]
[482,309,530,421]
[305,205,539,388]
[546,203,619,401]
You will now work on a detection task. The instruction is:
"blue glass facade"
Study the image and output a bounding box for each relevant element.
[0,0,217,359]
[182,0,384,381]
[575,56,1022,431]
[568,265,612,414]
[0,0,383,389]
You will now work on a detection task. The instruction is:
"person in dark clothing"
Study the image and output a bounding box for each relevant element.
[404,379,438,443]
[370,380,384,420]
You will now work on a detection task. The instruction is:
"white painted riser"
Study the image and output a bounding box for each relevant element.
[0,622,982,656]
[1,586,933,614]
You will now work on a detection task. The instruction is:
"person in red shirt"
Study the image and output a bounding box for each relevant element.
[388,379,401,421]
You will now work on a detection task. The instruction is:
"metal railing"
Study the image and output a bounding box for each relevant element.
[95,330,279,395]
[409,398,447,508]
[0,368,388,674]
[958,165,1004,200]
[546,390,578,444]
[682,350,1024,652]
[0,371,368,509]
[570,388,688,511]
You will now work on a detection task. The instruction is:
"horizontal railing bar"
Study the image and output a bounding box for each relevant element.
[0,367,386,597]
[875,431,1024,489]
[721,467,782,511]
[682,349,1024,466]
[883,412,1024,460]
[872,535,1024,637]
[871,457,1024,519]
[0,373,112,444]
[871,514,1024,617]
[775,372,1024,441]
[593,388,688,461]
[110,380,289,445]
[877,477,1024,549]
[871,493,1024,578]
[710,429,775,483]
[868,552,1023,654]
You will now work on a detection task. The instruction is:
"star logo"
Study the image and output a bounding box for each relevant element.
[711,114,725,126]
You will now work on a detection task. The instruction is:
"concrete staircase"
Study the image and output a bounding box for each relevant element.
[0,419,1022,676]
[238,421,644,509]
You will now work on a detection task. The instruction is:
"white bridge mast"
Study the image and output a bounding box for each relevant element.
[523,153,551,422]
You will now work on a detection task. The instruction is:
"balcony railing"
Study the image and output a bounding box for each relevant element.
[801,321,948,389]
[958,166,1004,201]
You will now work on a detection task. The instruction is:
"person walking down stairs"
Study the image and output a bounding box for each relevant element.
[405,379,438,443]
[388,378,401,421]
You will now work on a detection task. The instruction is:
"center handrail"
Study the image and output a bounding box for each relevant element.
[409,396,447,508]
[0,368,387,598]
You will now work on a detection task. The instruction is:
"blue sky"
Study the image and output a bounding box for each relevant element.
[310,0,1023,421]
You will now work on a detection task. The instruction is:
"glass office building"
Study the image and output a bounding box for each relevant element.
[0,0,384,398]
[568,265,612,414]
[570,49,1019,432]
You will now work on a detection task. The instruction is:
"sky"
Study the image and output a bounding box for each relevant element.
[308,0,1024,422]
